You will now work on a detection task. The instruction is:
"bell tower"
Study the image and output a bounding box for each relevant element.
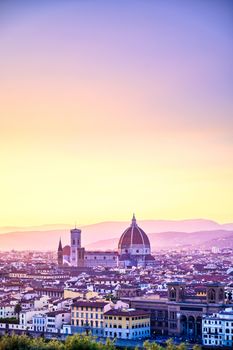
[70,226,85,267]
[167,282,185,302]
[206,283,225,304]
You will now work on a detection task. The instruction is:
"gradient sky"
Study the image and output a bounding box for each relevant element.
[0,0,233,226]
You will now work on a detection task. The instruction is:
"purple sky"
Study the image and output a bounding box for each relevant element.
[0,0,233,225]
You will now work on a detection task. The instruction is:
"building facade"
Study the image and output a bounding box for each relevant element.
[202,308,233,348]
[71,300,110,336]
[129,282,226,341]
[104,308,150,340]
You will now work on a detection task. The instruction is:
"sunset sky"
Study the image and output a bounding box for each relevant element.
[0,0,233,226]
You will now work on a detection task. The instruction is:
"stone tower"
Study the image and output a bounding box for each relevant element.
[70,226,85,267]
[206,283,225,304]
[167,282,185,302]
[57,238,63,266]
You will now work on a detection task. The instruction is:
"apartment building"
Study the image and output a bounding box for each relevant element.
[104,308,150,340]
[202,308,233,348]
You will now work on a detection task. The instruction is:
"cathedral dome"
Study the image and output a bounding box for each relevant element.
[118,215,151,252]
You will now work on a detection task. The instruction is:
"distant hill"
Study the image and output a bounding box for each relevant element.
[0,219,232,251]
[85,230,233,251]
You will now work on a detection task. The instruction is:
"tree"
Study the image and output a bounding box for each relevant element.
[143,340,163,350]
[14,303,22,321]
[0,334,31,350]
[192,346,202,350]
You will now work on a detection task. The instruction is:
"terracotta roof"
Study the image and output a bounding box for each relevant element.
[118,216,150,249]
[72,300,109,308]
[104,309,150,317]
[63,245,71,256]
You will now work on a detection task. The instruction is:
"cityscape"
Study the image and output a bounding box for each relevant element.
[1,216,233,348]
[0,0,232,349]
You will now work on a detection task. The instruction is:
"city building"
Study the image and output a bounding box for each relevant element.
[202,308,233,348]
[129,282,226,341]
[57,215,154,269]
[104,308,150,339]
[118,214,155,268]
[46,310,70,332]
[71,300,110,336]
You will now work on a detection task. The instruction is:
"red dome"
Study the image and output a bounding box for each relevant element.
[118,215,150,249]
[63,245,70,256]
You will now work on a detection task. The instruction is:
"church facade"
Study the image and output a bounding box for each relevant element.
[57,215,154,268]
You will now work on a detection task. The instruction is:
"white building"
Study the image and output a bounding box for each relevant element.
[20,309,47,326]
[32,310,70,333]
[0,304,16,318]
[32,313,46,332]
[202,308,233,348]
[46,310,70,332]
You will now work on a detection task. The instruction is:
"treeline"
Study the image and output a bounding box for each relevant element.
[0,334,202,350]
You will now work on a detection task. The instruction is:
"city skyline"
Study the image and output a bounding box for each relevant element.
[1,0,233,226]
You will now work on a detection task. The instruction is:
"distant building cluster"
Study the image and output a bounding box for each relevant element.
[1,216,233,348]
[57,215,155,269]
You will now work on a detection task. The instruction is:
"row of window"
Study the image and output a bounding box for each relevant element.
[203,327,233,334]
[72,320,103,327]
[105,329,150,338]
[106,323,149,329]
[33,318,45,324]
[105,316,148,321]
[73,306,103,312]
[204,320,233,326]
[72,312,103,319]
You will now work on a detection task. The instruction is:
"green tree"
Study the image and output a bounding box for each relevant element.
[165,339,177,350]
[14,303,22,321]
[192,345,202,350]
[143,340,163,350]
[0,334,31,350]
[65,334,114,350]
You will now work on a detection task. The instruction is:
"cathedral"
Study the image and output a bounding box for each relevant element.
[57,215,155,268]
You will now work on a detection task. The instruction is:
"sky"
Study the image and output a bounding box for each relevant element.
[0,0,233,226]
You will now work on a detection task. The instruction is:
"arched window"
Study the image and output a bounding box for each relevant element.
[170,288,176,300]
[219,288,224,301]
[208,289,216,303]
